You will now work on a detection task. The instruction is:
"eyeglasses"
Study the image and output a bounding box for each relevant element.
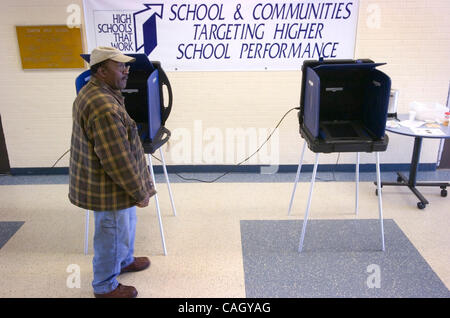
[107,61,130,73]
[117,64,130,73]
[102,61,131,74]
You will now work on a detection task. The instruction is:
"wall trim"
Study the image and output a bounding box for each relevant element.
[8,163,437,176]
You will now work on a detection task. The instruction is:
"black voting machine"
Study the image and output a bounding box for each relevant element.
[292,58,392,253]
[121,54,173,154]
[298,58,391,153]
[79,53,173,154]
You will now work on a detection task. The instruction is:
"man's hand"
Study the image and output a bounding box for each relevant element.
[136,193,150,208]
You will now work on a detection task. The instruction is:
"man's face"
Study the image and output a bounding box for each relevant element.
[101,60,130,90]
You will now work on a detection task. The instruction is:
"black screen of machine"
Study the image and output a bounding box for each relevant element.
[122,69,153,124]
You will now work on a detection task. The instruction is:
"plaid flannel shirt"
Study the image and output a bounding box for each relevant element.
[69,76,156,211]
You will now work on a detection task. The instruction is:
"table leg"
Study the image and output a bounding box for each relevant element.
[375,137,432,209]
[408,137,422,187]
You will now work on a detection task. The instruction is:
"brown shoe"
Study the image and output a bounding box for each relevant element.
[94,284,137,298]
[120,257,151,274]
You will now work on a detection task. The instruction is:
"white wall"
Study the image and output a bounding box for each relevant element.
[0,0,448,169]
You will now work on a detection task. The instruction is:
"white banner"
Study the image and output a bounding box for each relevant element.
[83,0,359,71]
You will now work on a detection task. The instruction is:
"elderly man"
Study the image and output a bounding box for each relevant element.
[69,46,156,298]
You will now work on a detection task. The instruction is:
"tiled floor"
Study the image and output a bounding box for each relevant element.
[0,170,449,298]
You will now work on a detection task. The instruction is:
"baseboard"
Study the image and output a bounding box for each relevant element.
[8,163,437,176]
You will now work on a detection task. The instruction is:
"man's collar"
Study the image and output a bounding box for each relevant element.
[90,76,123,97]
[90,75,125,104]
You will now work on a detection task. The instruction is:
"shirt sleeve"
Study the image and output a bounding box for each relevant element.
[90,112,148,203]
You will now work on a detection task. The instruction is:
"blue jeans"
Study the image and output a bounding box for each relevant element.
[92,206,136,294]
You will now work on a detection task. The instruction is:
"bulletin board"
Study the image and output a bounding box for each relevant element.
[16,25,84,69]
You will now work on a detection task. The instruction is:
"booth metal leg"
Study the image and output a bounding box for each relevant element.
[375,152,385,251]
[288,140,307,216]
[148,154,168,256]
[298,153,320,253]
[355,152,360,216]
[84,210,90,255]
[159,148,177,217]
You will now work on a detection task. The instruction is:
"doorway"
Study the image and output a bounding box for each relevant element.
[439,140,450,169]
[0,114,11,174]
[438,83,450,169]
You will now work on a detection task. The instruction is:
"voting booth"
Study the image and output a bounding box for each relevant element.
[80,53,173,154]
[120,55,173,154]
[290,58,391,253]
[298,58,391,153]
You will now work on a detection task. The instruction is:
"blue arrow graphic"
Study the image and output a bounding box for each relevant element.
[133,4,163,55]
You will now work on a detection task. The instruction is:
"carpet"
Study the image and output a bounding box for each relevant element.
[240,219,449,298]
[0,221,24,249]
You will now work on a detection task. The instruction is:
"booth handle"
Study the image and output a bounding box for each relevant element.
[153,126,171,150]
[158,67,173,125]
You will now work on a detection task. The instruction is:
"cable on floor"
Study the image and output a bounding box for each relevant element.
[50,107,342,183]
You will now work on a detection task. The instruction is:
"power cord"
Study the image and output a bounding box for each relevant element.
[315,152,340,182]
[52,142,341,182]
[51,107,312,183]
[51,149,70,168]
[151,106,301,183]
[51,107,343,182]
[52,107,301,181]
